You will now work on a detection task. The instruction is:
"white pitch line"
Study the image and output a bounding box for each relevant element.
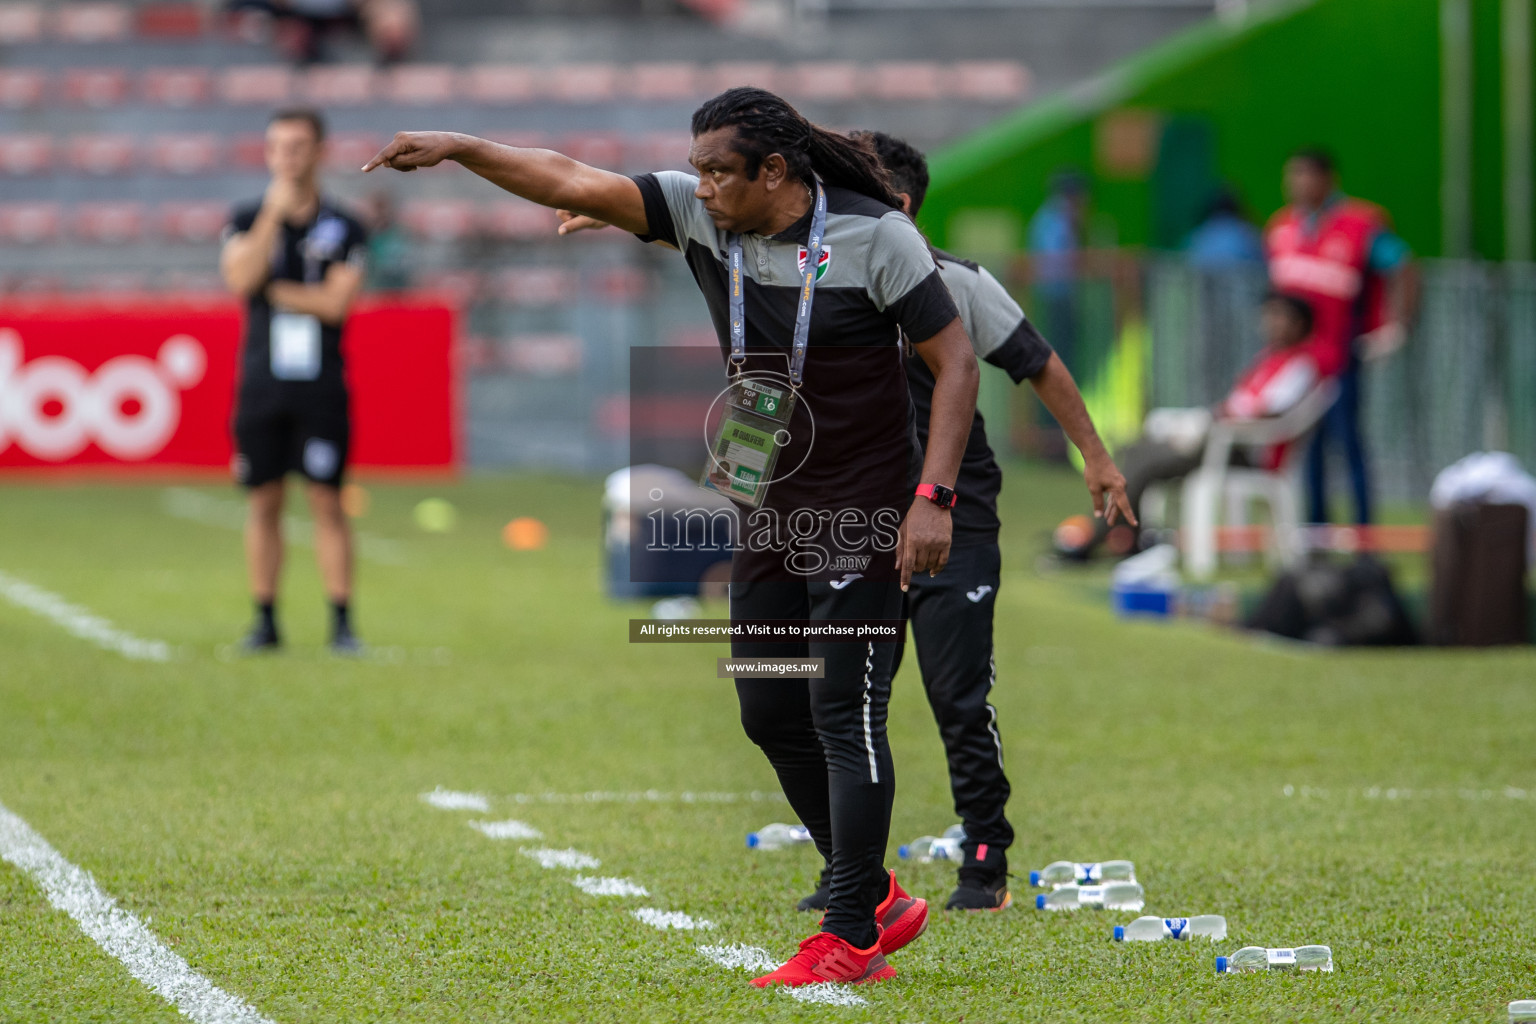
[468,819,542,840]
[0,569,172,662]
[571,875,649,897]
[698,944,870,1007]
[421,787,490,812]
[0,799,274,1024]
[698,944,777,971]
[521,847,601,870]
[632,907,714,931]
[784,986,870,1007]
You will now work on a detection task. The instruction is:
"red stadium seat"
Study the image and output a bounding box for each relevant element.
[401,199,478,242]
[416,269,484,304]
[559,133,625,170]
[781,62,861,102]
[64,68,129,108]
[591,265,649,303]
[484,198,557,241]
[134,2,207,38]
[323,131,384,172]
[219,65,293,105]
[7,273,66,295]
[549,63,618,103]
[503,333,583,375]
[142,67,212,106]
[464,64,536,104]
[0,68,45,108]
[386,63,457,106]
[948,61,1031,102]
[869,62,943,102]
[68,133,136,176]
[81,271,150,294]
[708,62,779,93]
[159,201,229,243]
[490,266,577,305]
[149,133,220,175]
[230,132,267,169]
[0,202,62,243]
[630,131,693,172]
[0,3,45,43]
[0,134,53,176]
[53,2,132,42]
[631,63,702,102]
[73,201,144,243]
[302,64,376,106]
[151,135,216,178]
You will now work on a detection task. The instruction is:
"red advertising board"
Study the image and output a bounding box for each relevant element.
[0,297,457,474]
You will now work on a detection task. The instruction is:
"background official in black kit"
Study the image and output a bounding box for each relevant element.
[220,107,368,654]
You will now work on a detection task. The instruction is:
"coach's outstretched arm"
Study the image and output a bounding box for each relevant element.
[363,132,649,236]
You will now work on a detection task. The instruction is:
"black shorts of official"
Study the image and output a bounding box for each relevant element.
[232,386,350,490]
[893,536,1014,871]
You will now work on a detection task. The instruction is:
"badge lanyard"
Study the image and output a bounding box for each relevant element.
[703,180,825,507]
[726,179,826,387]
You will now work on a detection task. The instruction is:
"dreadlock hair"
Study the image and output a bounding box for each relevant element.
[691,87,902,209]
[851,130,929,216]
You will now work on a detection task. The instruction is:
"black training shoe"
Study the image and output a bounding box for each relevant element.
[240,622,281,653]
[329,626,363,657]
[944,875,1012,912]
[796,867,832,912]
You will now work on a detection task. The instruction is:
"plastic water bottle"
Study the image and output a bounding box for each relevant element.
[1034,881,1144,912]
[1114,915,1227,942]
[1029,860,1137,888]
[1510,1001,1536,1022]
[1215,945,1334,973]
[746,823,812,850]
[942,823,966,841]
[898,835,963,863]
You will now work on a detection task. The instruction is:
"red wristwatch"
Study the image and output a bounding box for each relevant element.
[915,483,957,509]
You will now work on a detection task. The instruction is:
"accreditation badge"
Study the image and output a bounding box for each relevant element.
[270,312,322,381]
[699,378,796,508]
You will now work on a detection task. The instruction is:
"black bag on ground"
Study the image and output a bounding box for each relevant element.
[1428,502,1530,646]
[1245,555,1418,646]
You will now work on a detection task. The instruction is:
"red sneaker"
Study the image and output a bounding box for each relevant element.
[876,870,928,955]
[750,931,896,988]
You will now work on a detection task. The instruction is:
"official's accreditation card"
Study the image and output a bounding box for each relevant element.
[699,379,795,508]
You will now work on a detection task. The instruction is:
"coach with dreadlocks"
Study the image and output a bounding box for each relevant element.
[365,88,978,988]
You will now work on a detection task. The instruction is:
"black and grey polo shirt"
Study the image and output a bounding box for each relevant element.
[632,171,961,517]
[906,249,1054,542]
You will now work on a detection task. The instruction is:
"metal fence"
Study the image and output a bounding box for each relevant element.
[1018,256,1536,505]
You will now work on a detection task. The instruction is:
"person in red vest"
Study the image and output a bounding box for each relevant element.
[1265,147,1418,524]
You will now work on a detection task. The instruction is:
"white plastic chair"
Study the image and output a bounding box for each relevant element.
[1180,379,1339,579]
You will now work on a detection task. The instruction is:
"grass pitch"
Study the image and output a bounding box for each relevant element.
[0,465,1532,1023]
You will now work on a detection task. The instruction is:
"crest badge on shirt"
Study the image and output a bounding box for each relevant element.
[797,245,831,280]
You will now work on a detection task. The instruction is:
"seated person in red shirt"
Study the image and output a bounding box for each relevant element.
[1058,292,1322,558]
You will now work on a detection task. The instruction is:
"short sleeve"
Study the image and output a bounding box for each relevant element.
[966,264,1053,382]
[868,213,958,342]
[630,171,714,251]
[221,202,259,244]
[343,215,369,270]
[1368,230,1410,272]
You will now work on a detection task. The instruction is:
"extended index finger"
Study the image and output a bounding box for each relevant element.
[362,137,408,173]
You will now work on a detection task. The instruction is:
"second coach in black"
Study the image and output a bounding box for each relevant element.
[220,107,368,654]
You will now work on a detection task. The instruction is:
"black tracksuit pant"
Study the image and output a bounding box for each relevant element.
[891,539,1014,880]
[731,572,902,950]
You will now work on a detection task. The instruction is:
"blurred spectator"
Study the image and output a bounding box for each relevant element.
[1056,292,1323,559]
[1265,147,1419,526]
[363,191,412,292]
[1025,170,1089,460]
[228,0,417,64]
[1184,187,1265,270]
